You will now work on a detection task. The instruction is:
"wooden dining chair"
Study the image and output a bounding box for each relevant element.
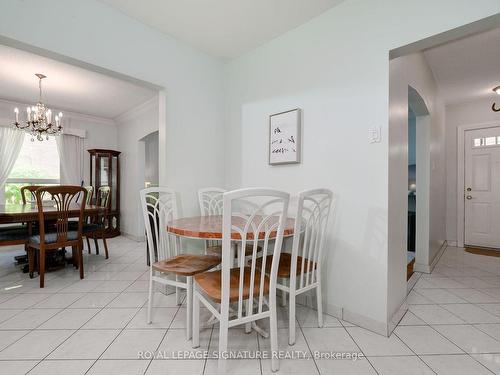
[0,186,36,248]
[257,189,334,345]
[82,185,94,205]
[140,187,221,339]
[21,185,45,204]
[192,188,290,373]
[83,186,110,258]
[27,186,87,288]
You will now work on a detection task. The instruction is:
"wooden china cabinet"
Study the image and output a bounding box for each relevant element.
[88,149,121,237]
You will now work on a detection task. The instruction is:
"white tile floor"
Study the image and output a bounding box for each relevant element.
[1,241,500,374]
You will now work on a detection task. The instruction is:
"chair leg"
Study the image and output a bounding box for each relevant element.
[192,289,200,348]
[102,236,109,259]
[218,306,229,375]
[281,280,287,307]
[270,290,279,372]
[71,246,77,268]
[86,237,91,254]
[147,270,154,324]
[94,237,99,255]
[27,247,34,279]
[186,276,193,340]
[78,242,84,279]
[316,282,323,328]
[289,290,296,345]
[245,299,252,333]
[176,275,182,305]
[39,247,45,288]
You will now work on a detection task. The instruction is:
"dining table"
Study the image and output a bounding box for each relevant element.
[165,214,296,337]
[166,215,296,240]
[0,203,104,224]
[0,203,106,272]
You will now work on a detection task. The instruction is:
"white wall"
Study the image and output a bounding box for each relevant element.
[224,0,498,333]
[446,97,500,244]
[115,98,159,240]
[0,0,226,218]
[390,52,447,289]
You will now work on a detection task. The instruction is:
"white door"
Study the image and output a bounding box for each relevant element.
[464,127,500,248]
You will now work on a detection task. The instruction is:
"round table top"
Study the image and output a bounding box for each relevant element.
[166,215,295,240]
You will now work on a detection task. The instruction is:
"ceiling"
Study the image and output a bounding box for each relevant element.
[99,0,345,59]
[424,27,500,105]
[0,44,157,119]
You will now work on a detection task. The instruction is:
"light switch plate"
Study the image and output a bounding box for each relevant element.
[368,127,381,143]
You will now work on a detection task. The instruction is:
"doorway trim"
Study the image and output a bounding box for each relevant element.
[456,121,500,248]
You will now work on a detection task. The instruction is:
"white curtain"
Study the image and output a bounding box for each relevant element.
[56,134,84,186]
[0,126,25,188]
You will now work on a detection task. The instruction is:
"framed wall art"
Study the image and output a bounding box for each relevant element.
[268,108,301,165]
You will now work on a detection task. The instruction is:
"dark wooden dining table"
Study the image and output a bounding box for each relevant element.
[0,203,104,224]
[0,203,105,272]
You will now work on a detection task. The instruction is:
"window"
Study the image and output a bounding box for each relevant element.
[473,136,500,148]
[4,134,60,204]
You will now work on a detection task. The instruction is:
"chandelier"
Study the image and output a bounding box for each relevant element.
[13,73,63,141]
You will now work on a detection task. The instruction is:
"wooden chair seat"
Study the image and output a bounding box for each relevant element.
[256,253,317,278]
[152,254,221,276]
[194,266,270,303]
[206,244,262,257]
[29,231,79,245]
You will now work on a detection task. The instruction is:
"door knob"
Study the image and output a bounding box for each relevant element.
[466,187,472,192]
[466,195,473,200]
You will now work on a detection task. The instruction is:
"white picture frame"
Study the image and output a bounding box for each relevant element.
[269,108,301,165]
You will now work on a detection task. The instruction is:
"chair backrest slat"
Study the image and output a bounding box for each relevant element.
[198,188,226,248]
[198,188,225,216]
[21,185,45,204]
[291,189,333,291]
[83,186,94,205]
[35,186,87,244]
[140,187,179,264]
[221,188,289,322]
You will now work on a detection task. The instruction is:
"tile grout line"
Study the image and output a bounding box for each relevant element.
[25,265,148,373]
[342,326,380,375]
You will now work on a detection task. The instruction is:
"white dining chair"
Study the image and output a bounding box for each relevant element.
[257,188,333,345]
[198,187,226,252]
[198,187,262,262]
[140,187,221,339]
[192,188,290,373]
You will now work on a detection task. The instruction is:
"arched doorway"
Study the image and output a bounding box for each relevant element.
[407,86,430,279]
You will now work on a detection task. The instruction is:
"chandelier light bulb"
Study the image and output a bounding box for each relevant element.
[13,74,63,140]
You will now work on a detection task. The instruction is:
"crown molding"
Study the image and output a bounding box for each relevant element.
[0,97,116,126]
[114,96,158,123]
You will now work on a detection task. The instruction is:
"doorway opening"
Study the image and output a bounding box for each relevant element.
[407,86,430,280]
[142,131,159,189]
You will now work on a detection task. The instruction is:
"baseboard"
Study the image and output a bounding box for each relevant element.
[429,241,447,272]
[296,290,392,337]
[414,241,447,273]
[407,271,421,292]
[387,301,408,336]
[447,240,458,247]
[341,307,389,336]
